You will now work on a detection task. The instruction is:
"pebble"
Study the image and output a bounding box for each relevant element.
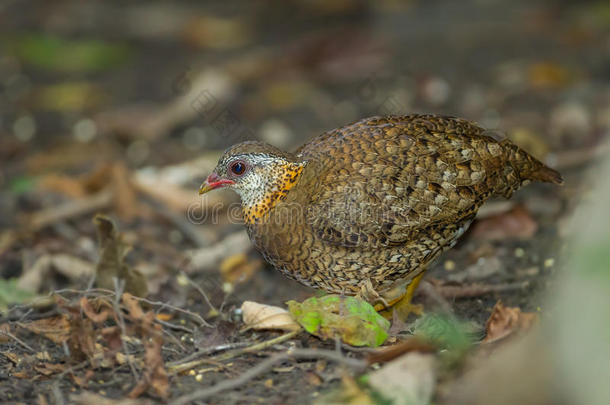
[517,266,540,277]
[126,140,150,164]
[176,273,189,286]
[514,247,525,258]
[13,114,36,142]
[73,118,97,143]
[550,102,591,138]
[443,260,456,271]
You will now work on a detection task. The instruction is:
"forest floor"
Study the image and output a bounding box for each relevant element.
[0,0,608,404]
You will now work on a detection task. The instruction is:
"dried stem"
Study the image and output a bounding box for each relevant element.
[173,348,367,405]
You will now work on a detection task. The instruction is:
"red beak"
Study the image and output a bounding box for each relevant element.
[199,173,235,195]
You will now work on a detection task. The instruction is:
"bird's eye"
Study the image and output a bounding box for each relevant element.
[230,161,246,176]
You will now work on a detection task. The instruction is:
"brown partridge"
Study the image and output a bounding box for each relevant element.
[199,115,562,307]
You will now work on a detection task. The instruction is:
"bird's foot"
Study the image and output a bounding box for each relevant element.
[357,279,391,309]
[377,271,426,321]
[385,298,424,321]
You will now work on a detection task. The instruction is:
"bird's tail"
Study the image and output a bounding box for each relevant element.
[502,140,564,185]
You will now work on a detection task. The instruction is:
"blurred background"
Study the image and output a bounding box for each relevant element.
[0,0,608,403]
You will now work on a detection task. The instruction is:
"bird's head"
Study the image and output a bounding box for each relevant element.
[199,141,305,223]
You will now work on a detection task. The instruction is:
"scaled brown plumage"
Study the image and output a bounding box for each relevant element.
[199,115,562,303]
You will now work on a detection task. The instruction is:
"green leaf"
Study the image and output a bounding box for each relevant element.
[9,176,36,194]
[7,34,130,72]
[0,278,36,311]
[412,313,476,363]
[287,295,390,347]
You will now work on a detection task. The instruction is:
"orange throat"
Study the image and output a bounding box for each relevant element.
[243,163,304,225]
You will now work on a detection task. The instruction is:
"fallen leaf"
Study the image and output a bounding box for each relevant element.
[287,295,390,347]
[123,293,168,400]
[20,315,71,344]
[18,254,95,293]
[368,353,437,405]
[11,33,130,73]
[80,296,114,324]
[94,215,148,297]
[110,163,139,221]
[220,254,263,285]
[482,301,538,344]
[34,362,67,376]
[241,301,300,332]
[411,314,476,364]
[0,277,37,309]
[34,82,106,112]
[71,391,148,405]
[0,323,11,343]
[471,205,538,240]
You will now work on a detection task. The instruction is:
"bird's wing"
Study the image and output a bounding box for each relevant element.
[297,115,510,248]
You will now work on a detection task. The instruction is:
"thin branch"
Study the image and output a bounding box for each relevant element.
[435,280,531,298]
[168,330,299,374]
[179,270,218,315]
[112,278,139,381]
[28,189,113,231]
[132,296,211,328]
[166,341,252,369]
[154,318,194,334]
[173,348,367,405]
[0,329,36,353]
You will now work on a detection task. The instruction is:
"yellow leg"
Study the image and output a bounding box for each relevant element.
[377,271,426,319]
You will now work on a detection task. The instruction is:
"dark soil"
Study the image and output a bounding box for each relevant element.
[0,0,605,403]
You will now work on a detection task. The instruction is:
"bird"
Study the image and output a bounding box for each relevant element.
[198,115,563,312]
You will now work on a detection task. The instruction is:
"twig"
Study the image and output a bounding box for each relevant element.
[166,341,251,368]
[419,280,454,314]
[160,327,186,352]
[0,329,36,353]
[155,318,194,334]
[52,287,212,328]
[28,189,113,231]
[179,270,219,315]
[132,296,211,328]
[435,280,531,298]
[173,348,367,405]
[51,382,66,405]
[168,330,299,374]
[112,278,139,381]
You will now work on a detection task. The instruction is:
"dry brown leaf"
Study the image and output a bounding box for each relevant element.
[20,315,71,344]
[71,391,149,405]
[123,293,168,400]
[482,300,538,344]
[39,174,88,198]
[241,301,300,332]
[110,163,139,221]
[471,205,538,241]
[34,362,67,376]
[2,351,21,365]
[17,254,94,293]
[0,323,11,344]
[220,253,263,285]
[80,296,114,324]
[94,215,148,297]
